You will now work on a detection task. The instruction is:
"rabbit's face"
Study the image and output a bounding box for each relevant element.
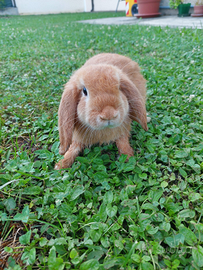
[76,65,129,130]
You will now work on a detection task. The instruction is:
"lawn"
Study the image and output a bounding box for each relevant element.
[0,11,203,270]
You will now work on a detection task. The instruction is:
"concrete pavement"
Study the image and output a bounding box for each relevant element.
[78,16,203,29]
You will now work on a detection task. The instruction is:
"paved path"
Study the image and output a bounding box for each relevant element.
[78,16,203,29]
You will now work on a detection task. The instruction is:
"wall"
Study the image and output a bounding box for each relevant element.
[15,0,125,15]
[85,0,125,12]
[15,0,85,15]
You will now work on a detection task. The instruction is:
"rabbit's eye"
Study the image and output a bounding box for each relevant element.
[83,87,88,96]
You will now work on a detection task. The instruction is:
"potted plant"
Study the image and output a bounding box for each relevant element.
[136,0,161,18]
[0,0,6,10]
[191,0,203,17]
[169,0,191,16]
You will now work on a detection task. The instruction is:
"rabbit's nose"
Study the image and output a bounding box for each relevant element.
[99,107,119,121]
[100,114,118,121]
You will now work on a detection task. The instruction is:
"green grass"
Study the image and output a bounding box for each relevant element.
[0,11,203,270]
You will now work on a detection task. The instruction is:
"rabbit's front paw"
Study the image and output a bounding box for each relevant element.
[54,160,63,170]
[59,145,69,155]
[54,159,73,170]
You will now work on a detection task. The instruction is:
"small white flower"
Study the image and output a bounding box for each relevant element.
[189,94,195,102]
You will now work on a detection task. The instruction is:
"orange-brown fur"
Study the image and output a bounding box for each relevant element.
[84,53,146,101]
[55,53,148,170]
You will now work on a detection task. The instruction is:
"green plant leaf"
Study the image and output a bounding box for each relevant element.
[101,237,110,248]
[70,248,78,259]
[179,224,197,246]
[179,167,187,178]
[13,205,30,223]
[103,258,118,269]
[19,230,31,245]
[178,209,195,219]
[186,159,201,173]
[192,245,203,267]
[80,259,100,270]
[106,204,117,218]
[103,190,114,204]
[4,247,13,253]
[114,239,124,251]
[22,186,42,195]
[165,234,185,248]
[131,254,141,263]
[160,222,171,232]
[89,229,102,242]
[48,246,65,270]
[174,150,188,158]
[21,248,36,265]
[70,186,84,201]
[3,198,16,214]
[140,261,154,270]
[172,259,180,268]
[39,237,47,247]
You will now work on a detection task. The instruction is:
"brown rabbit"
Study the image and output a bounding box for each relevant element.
[55,53,148,169]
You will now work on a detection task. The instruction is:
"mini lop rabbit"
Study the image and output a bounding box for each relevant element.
[55,53,148,169]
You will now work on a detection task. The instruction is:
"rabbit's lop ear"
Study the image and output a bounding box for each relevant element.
[120,73,148,131]
[58,82,78,155]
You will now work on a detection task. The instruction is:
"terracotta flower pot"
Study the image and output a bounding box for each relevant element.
[191,5,203,17]
[136,0,161,18]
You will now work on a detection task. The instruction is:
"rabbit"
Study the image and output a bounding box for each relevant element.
[54,53,148,170]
